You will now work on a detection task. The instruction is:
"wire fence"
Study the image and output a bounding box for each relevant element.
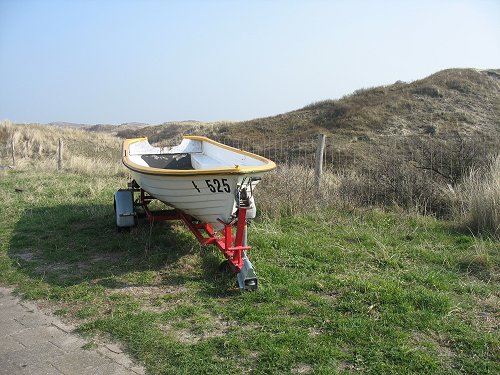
[155,133,498,177]
[156,133,498,214]
[3,132,497,175]
[2,131,498,216]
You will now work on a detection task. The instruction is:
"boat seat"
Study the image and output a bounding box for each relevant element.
[191,154,227,169]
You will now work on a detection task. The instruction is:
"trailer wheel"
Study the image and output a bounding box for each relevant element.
[218,260,232,273]
[114,198,127,232]
[114,189,137,229]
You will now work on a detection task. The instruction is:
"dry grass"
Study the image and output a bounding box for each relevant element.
[126,68,499,155]
[256,164,342,218]
[455,155,500,239]
[65,155,127,177]
[457,238,498,282]
[0,121,125,176]
[2,120,499,240]
[256,154,500,243]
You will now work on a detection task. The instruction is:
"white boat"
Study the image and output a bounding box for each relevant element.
[122,136,276,229]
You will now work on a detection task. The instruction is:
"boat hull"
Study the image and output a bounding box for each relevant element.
[122,136,275,230]
[130,170,261,230]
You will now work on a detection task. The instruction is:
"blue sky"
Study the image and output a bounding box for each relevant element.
[0,0,499,124]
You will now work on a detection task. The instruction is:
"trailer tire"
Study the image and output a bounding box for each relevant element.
[218,260,232,273]
[114,189,137,229]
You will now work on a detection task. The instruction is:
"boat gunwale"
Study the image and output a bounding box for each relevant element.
[122,136,277,176]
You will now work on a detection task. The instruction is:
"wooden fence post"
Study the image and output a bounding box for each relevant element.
[58,138,63,170]
[315,134,326,192]
[11,134,15,166]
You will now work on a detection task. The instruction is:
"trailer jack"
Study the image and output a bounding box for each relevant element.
[237,251,258,290]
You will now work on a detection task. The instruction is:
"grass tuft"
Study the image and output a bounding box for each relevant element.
[455,155,500,239]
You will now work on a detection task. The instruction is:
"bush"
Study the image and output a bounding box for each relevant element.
[312,103,350,128]
[412,85,442,98]
[407,134,491,185]
[256,156,454,219]
[257,148,471,219]
[445,79,471,94]
[336,153,452,215]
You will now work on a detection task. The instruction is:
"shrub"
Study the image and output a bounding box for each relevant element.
[406,134,491,185]
[336,153,452,216]
[312,103,350,128]
[412,85,442,98]
[445,79,471,94]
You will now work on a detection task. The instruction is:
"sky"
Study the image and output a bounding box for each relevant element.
[0,0,499,125]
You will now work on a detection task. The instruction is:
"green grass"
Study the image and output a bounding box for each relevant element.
[0,170,498,374]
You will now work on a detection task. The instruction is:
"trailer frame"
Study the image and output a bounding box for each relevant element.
[115,185,258,290]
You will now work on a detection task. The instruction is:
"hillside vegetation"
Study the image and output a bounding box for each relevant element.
[104,68,499,155]
[10,68,499,168]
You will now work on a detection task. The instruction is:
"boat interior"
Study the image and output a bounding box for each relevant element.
[126,137,272,172]
[139,153,230,170]
[141,154,194,170]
